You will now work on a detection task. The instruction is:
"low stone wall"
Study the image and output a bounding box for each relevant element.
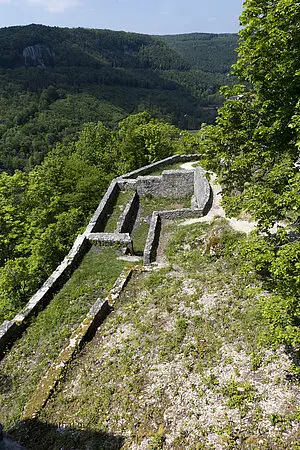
[0,235,90,358]
[161,170,195,198]
[115,192,139,234]
[136,170,195,198]
[142,177,211,264]
[85,180,120,234]
[23,299,112,419]
[136,175,161,196]
[194,166,212,214]
[144,213,161,265]
[23,266,136,419]
[159,208,204,220]
[0,154,210,357]
[143,208,204,265]
[120,154,201,179]
[87,232,133,253]
[117,178,137,191]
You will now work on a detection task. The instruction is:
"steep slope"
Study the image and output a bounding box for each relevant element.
[1,157,300,449]
[6,219,300,449]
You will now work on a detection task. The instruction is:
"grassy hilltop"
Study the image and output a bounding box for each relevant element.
[3,218,300,449]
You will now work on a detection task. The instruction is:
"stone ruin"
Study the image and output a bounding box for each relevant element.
[85,154,211,261]
[0,154,211,364]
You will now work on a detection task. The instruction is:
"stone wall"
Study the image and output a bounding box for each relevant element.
[23,266,136,419]
[143,213,161,265]
[142,207,206,265]
[142,168,212,265]
[0,154,210,357]
[85,180,120,234]
[87,232,133,253]
[136,170,195,198]
[120,153,201,179]
[116,192,139,234]
[161,170,195,198]
[159,208,203,220]
[117,179,137,191]
[0,234,90,357]
[194,166,212,214]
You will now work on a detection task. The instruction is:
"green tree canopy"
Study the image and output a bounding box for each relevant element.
[201,0,300,229]
[198,0,300,348]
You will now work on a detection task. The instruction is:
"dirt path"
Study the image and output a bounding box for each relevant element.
[180,163,258,233]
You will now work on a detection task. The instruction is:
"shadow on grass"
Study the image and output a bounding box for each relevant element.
[9,419,125,450]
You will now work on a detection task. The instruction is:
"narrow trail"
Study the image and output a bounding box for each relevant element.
[156,161,258,268]
[180,162,258,233]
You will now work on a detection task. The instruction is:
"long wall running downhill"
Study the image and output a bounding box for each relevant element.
[0,154,211,357]
[85,179,120,234]
[0,234,90,357]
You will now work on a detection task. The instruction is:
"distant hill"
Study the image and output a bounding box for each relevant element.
[160,33,238,73]
[0,25,238,171]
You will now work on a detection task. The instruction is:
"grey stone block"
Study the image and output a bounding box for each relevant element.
[115,192,139,234]
[117,179,137,191]
[194,166,212,213]
[87,232,133,253]
[87,232,131,244]
[144,213,161,265]
[85,179,120,233]
[136,170,195,198]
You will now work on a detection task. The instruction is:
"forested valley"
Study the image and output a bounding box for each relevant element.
[0,25,237,172]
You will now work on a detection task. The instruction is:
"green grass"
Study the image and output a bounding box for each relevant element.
[0,247,131,428]
[147,162,185,176]
[6,219,300,449]
[104,191,134,233]
[9,219,266,448]
[132,196,192,254]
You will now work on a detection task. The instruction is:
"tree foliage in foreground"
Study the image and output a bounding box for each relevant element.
[0,113,195,322]
[198,0,300,348]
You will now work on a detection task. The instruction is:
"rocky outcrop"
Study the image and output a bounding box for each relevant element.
[22,44,55,68]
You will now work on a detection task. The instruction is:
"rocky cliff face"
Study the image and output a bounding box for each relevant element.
[22,44,55,68]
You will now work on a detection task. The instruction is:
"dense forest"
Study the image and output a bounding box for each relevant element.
[0,25,238,172]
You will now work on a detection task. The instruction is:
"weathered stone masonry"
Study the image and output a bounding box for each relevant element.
[0,234,90,357]
[116,192,139,234]
[135,170,195,198]
[0,154,211,356]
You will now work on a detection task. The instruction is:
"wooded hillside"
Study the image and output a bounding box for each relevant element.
[0,25,237,172]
